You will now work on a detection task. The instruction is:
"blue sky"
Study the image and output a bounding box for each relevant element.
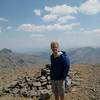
[0,0,100,51]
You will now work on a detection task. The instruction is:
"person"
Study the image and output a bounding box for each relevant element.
[50,41,70,100]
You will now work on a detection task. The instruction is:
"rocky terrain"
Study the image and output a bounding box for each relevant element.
[65,64,100,100]
[0,64,52,100]
[0,64,100,100]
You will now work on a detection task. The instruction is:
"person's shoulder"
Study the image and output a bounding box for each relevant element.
[61,51,69,59]
[61,51,67,56]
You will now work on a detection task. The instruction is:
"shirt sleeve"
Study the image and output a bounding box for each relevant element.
[61,55,70,80]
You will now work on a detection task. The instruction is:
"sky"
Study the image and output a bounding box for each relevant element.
[0,0,100,51]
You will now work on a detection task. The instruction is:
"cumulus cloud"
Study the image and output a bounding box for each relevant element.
[43,14,57,22]
[79,0,100,15]
[0,17,8,22]
[42,4,78,23]
[17,23,80,32]
[43,0,100,17]
[43,14,75,23]
[17,24,44,32]
[41,1,99,24]
[43,5,76,23]
[80,28,100,35]
[34,9,41,16]
[45,4,78,15]
[6,26,12,30]
[80,28,85,32]
[58,15,75,23]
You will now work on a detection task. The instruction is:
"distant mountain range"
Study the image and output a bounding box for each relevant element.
[0,47,100,68]
[35,47,100,64]
[67,47,100,64]
[0,48,49,68]
[37,47,100,64]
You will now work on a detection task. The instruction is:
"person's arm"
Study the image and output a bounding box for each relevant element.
[50,55,53,79]
[61,55,70,80]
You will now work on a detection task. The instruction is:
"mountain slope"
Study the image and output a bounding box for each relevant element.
[36,47,100,64]
[68,47,100,64]
[0,48,49,68]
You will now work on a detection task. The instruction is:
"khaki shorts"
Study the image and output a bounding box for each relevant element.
[51,80,65,95]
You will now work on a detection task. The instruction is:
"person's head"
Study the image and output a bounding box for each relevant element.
[50,41,59,54]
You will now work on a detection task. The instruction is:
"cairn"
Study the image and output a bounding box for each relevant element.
[1,64,51,99]
[0,64,72,100]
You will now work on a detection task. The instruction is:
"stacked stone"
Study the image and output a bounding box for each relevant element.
[1,64,52,99]
[0,64,72,99]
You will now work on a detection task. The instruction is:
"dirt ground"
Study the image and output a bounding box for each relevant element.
[0,64,100,100]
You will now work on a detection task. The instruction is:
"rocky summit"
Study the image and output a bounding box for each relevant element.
[0,64,100,100]
[0,64,71,100]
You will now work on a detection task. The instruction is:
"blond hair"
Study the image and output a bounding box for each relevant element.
[50,41,59,48]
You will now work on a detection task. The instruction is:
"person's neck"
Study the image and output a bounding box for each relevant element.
[53,52,58,58]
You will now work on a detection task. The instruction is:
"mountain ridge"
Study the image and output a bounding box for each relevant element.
[0,48,49,68]
[0,47,100,68]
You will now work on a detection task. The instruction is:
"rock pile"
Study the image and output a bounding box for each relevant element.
[0,64,72,100]
[1,64,52,99]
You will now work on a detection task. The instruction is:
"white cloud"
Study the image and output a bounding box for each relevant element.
[79,0,100,15]
[44,1,100,16]
[79,28,100,35]
[6,26,12,30]
[17,24,46,32]
[45,4,78,15]
[0,17,8,22]
[43,5,77,23]
[80,28,85,32]
[34,9,41,16]
[45,6,52,12]
[43,14,75,23]
[17,23,80,32]
[43,14,57,22]
[58,15,75,23]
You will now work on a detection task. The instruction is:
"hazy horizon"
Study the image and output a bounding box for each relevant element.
[0,46,100,53]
